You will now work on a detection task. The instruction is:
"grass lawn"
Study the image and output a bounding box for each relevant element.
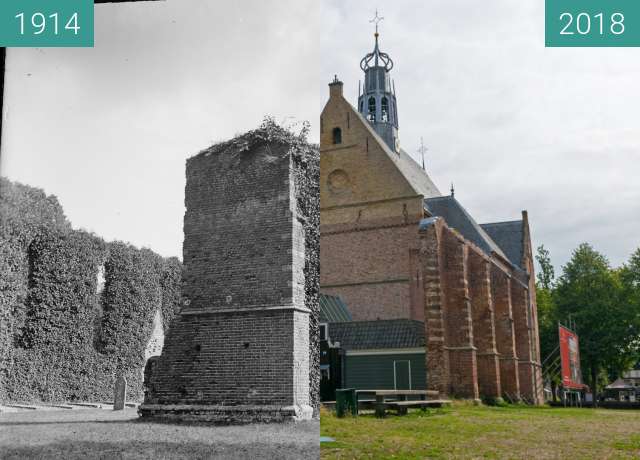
[320,402,640,459]
[0,407,318,459]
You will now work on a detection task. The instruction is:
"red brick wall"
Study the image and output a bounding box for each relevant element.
[322,209,542,405]
[468,249,502,399]
[512,280,540,403]
[320,221,423,321]
[418,219,449,395]
[491,266,521,401]
[441,229,478,399]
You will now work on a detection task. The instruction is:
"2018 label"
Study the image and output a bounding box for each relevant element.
[545,0,640,47]
[559,12,625,36]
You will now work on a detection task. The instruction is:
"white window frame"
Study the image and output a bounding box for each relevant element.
[320,323,328,341]
[393,359,412,390]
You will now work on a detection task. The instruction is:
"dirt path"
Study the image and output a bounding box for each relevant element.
[0,407,319,459]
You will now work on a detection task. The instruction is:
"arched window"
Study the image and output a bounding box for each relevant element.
[332,127,342,144]
[381,97,389,122]
[368,97,376,122]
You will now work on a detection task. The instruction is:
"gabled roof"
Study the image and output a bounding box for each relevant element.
[350,107,441,199]
[424,195,508,261]
[480,220,524,269]
[320,294,352,323]
[606,378,637,390]
[327,319,425,351]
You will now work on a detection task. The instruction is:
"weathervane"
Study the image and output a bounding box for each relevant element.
[418,137,428,170]
[369,9,384,35]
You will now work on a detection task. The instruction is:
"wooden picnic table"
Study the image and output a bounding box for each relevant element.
[355,389,441,417]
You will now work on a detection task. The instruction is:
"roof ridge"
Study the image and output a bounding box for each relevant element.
[348,103,441,198]
[331,318,422,325]
[480,220,523,227]
[424,195,510,262]
[424,195,452,202]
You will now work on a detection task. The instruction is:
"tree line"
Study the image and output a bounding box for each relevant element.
[536,243,640,400]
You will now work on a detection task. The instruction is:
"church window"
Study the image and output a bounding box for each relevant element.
[368,97,376,122]
[332,127,342,144]
[381,97,389,122]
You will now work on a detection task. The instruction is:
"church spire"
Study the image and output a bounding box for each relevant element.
[358,11,400,152]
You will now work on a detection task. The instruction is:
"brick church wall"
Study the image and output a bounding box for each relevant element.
[468,249,502,400]
[441,228,478,399]
[417,218,449,396]
[320,79,543,406]
[491,266,521,401]
[511,280,538,403]
[321,223,422,321]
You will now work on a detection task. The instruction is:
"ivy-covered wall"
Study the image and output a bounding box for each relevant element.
[0,177,182,403]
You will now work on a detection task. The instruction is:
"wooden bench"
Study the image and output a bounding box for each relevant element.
[385,399,452,415]
[355,389,444,417]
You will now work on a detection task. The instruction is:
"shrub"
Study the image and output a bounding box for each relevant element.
[1,177,182,403]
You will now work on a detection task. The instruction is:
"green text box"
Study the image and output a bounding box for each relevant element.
[546,0,640,47]
[0,0,93,47]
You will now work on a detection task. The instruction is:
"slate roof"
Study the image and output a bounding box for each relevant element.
[424,195,508,261]
[351,107,441,198]
[480,220,524,269]
[320,294,352,323]
[397,148,441,199]
[327,319,425,350]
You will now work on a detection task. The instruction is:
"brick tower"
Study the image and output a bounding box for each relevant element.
[139,121,318,423]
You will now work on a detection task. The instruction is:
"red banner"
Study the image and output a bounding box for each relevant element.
[559,325,585,389]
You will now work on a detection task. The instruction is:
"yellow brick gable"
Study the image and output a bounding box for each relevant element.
[320,86,435,226]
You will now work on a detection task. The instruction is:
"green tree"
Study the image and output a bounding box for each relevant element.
[536,245,555,291]
[616,248,640,377]
[535,246,559,399]
[554,243,638,406]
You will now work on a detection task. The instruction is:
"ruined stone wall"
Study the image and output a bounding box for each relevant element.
[141,122,317,422]
[291,135,321,418]
[147,310,302,406]
[182,142,295,312]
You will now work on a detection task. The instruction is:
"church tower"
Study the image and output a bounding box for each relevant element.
[357,14,400,152]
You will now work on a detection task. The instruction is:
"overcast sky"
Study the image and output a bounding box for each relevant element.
[2,0,639,274]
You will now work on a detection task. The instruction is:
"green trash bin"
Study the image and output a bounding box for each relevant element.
[335,388,357,417]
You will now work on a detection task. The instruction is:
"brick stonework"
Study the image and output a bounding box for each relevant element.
[140,126,318,423]
[320,80,543,404]
[511,280,542,404]
[491,266,521,402]
[417,219,449,396]
[441,229,478,399]
[468,250,502,400]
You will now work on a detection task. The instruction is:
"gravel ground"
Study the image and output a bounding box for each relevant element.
[0,408,319,459]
